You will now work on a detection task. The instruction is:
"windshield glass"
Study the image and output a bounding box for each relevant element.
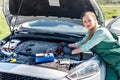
[21,20,88,33]
[110,17,120,35]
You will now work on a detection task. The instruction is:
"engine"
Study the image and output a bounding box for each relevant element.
[0,39,94,72]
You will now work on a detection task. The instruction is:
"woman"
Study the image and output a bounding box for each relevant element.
[69,11,120,80]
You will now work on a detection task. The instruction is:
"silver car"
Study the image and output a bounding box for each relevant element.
[0,0,106,80]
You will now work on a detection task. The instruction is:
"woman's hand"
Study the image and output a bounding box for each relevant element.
[72,48,82,54]
[68,43,78,48]
[68,43,82,54]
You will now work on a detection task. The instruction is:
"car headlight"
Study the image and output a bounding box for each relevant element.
[66,60,100,80]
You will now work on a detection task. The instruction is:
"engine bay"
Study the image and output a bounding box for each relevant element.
[0,39,94,72]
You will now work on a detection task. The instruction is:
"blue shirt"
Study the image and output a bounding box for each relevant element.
[75,27,116,52]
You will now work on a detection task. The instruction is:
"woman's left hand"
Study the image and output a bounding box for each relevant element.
[72,48,82,54]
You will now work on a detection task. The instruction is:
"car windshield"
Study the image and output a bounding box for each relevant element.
[21,20,88,33]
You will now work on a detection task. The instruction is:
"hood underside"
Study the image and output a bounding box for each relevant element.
[3,0,104,27]
[4,0,94,18]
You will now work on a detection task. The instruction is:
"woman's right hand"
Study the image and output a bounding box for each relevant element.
[68,43,77,48]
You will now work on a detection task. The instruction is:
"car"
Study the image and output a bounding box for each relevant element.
[0,0,106,80]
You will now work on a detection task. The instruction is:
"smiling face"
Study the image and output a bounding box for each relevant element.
[82,12,97,30]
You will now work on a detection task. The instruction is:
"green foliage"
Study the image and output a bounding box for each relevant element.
[0,8,10,39]
[99,1,106,4]
[101,4,120,19]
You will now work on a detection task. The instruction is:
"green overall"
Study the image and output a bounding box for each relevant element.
[92,32,120,80]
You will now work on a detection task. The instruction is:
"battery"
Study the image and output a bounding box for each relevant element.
[35,53,54,63]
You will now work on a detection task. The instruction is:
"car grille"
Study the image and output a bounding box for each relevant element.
[0,72,48,80]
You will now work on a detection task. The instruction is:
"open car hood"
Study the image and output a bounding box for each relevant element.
[3,0,104,27]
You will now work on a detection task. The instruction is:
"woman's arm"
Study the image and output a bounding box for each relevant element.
[79,29,106,52]
[69,32,89,48]
[72,29,106,54]
[75,32,89,46]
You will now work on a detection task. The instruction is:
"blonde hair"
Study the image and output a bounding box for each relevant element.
[81,11,98,45]
[81,11,97,21]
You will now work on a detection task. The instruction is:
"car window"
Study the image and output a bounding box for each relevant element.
[111,17,120,29]
[110,17,120,35]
